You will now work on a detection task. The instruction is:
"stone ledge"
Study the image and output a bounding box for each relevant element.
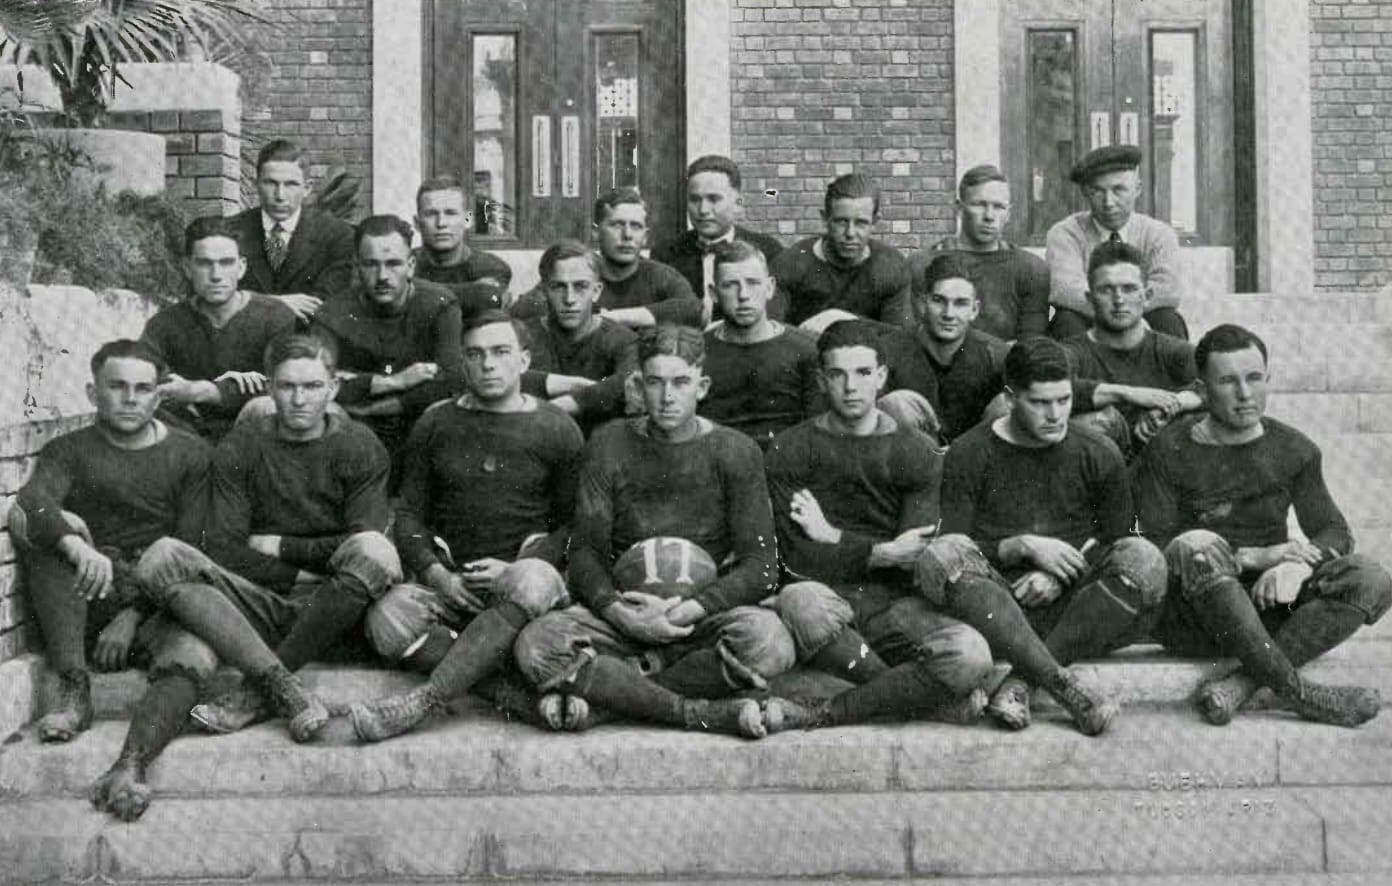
[0,787,1328,881]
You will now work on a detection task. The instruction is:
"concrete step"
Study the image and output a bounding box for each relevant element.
[1265,393,1392,434]
[0,784,1358,881]
[39,642,1388,727]
[4,708,1390,802]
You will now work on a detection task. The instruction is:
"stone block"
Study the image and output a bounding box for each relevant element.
[161,132,196,155]
[1265,393,1362,433]
[148,110,180,132]
[180,109,225,132]
[1357,393,1392,431]
[103,110,150,132]
[165,176,196,200]
[1300,787,1392,872]
[196,132,229,155]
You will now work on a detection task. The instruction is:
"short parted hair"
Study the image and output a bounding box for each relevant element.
[183,215,241,256]
[355,214,415,250]
[1004,336,1072,391]
[538,238,601,281]
[461,308,532,351]
[824,173,880,216]
[957,164,1009,200]
[921,253,977,297]
[264,331,337,376]
[1087,239,1149,284]
[711,239,767,274]
[687,154,741,190]
[1194,323,1269,376]
[593,187,647,225]
[817,319,888,367]
[415,175,467,206]
[637,324,704,368]
[255,139,305,176]
[91,339,165,379]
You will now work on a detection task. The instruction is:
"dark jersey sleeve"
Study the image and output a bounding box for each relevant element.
[399,299,464,413]
[1129,429,1185,548]
[939,435,986,539]
[14,437,80,552]
[206,438,301,590]
[691,434,779,613]
[574,330,639,418]
[392,406,445,575]
[1018,252,1051,337]
[567,438,622,613]
[171,437,212,547]
[530,413,586,567]
[1088,436,1136,544]
[643,263,703,327]
[1290,447,1354,556]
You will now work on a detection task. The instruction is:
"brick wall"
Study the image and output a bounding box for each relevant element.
[235,0,373,215]
[1309,0,1392,291]
[24,109,240,218]
[729,0,955,250]
[0,417,93,663]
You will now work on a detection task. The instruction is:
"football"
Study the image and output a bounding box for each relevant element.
[612,536,719,599]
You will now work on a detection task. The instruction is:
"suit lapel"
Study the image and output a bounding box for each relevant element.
[239,210,276,294]
[275,212,319,287]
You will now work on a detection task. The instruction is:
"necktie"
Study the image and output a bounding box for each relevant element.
[267,223,288,271]
[1107,230,1122,244]
[698,239,718,256]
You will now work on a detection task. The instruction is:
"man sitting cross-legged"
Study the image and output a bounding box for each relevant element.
[513,326,796,737]
[13,341,213,796]
[133,332,402,739]
[914,337,1168,735]
[700,240,823,451]
[345,310,584,741]
[1133,324,1390,727]
[140,217,296,442]
[519,239,639,432]
[759,320,1002,732]
[1062,241,1203,457]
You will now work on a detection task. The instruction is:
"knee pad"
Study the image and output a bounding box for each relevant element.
[1312,554,1392,625]
[717,607,797,679]
[146,626,219,686]
[364,583,438,660]
[512,612,591,690]
[1105,537,1168,609]
[774,581,854,660]
[330,531,403,595]
[913,621,995,695]
[913,534,989,606]
[134,537,205,590]
[492,559,569,619]
[1164,530,1238,600]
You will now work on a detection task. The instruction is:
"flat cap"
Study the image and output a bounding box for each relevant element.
[1069,145,1141,185]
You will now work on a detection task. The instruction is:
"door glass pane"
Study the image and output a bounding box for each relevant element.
[471,34,516,237]
[1150,31,1198,234]
[1026,30,1078,237]
[594,33,640,194]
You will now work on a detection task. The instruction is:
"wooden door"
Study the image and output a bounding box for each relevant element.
[427,0,683,248]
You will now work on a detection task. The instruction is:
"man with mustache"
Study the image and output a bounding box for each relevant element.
[310,214,463,472]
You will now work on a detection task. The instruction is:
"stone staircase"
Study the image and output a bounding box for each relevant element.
[0,290,1389,883]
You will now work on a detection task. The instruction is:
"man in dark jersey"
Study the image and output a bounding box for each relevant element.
[512,189,701,328]
[140,217,296,441]
[1133,324,1389,727]
[519,239,638,431]
[909,165,1050,340]
[345,310,584,741]
[909,253,1010,441]
[914,337,1168,735]
[514,326,795,737]
[308,214,463,468]
[13,341,220,822]
[772,173,914,330]
[412,175,513,318]
[761,321,1000,732]
[700,240,822,450]
[133,333,401,741]
[13,341,212,745]
[1062,241,1202,456]
[650,154,785,324]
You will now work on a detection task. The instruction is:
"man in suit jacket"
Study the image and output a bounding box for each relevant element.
[234,139,355,321]
[651,155,784,325]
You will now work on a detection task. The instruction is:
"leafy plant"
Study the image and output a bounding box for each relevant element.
[0,114,189,297]
[0,0,266,128]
